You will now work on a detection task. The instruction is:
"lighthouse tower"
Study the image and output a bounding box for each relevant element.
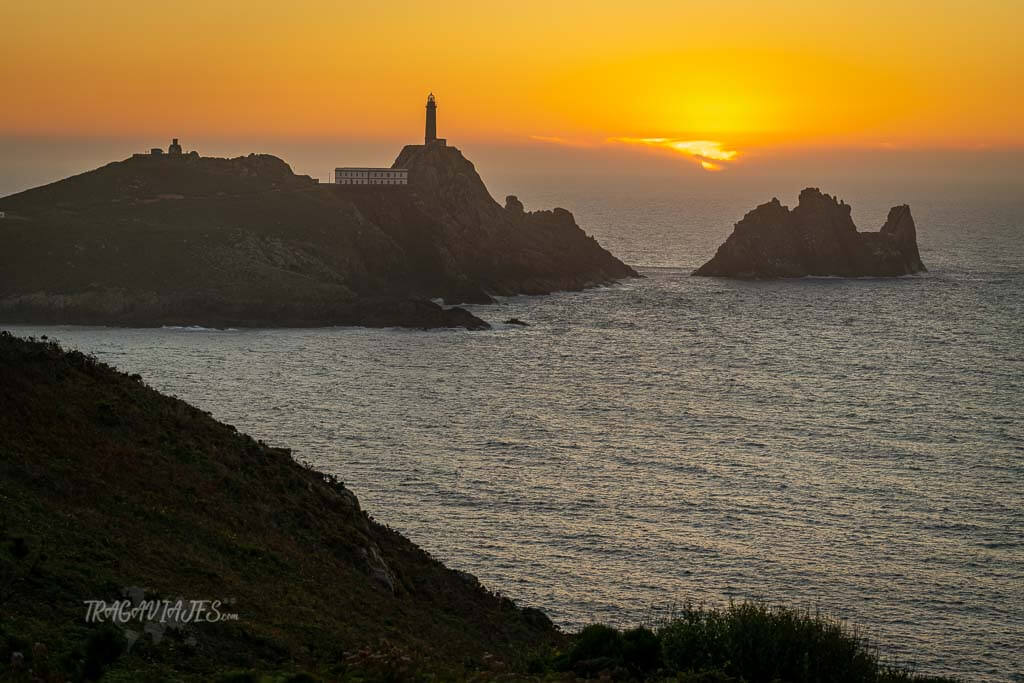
[425,93,437,144]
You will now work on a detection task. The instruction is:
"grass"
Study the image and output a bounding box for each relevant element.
[0,331,555,681]
[0,332,962,681]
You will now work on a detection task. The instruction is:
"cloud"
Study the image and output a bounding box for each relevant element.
[610,137,739,171]
[528,134,740,171]
[528,135,596,148]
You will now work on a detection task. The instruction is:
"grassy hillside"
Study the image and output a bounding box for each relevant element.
[0,331,555,680]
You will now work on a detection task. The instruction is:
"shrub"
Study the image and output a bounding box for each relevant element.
[659,607,728,673]
[212,672,260,683]
[81,626,125,680]
[658,602,901,683]
[568,623,623,665]
[283,673,321,683]
[621,626,661,672]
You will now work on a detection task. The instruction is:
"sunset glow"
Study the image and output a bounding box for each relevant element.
[1,4,1022,680]
[1,0,1022,153]
[612,138,740,171]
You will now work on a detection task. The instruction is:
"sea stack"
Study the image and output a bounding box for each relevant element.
[694,188,926,278]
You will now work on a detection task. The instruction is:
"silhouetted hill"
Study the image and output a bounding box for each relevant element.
[694,188,926,278]
[395,144,637,300]
[0,331,555,680]
[0,148,636,328]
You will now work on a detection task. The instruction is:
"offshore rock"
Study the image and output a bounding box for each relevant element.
[694,188,926,278]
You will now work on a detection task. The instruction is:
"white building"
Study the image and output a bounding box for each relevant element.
[335,168,408,185]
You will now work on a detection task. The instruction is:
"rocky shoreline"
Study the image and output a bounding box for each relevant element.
[0,147,636,329]
[0,291,491,330]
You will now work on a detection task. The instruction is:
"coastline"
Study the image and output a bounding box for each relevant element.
[0,330,962,681]
[0,147,637,331]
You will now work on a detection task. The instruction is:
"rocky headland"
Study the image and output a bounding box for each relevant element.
[0,146,636,329]
[694,188,926,278]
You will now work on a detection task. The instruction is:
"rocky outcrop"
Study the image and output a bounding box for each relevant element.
[345,298,490,330]
[694,188,926,278]
[0,146,636,328]
[392,143,638,300]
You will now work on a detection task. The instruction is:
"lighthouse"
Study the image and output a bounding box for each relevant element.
[425,93,437,144]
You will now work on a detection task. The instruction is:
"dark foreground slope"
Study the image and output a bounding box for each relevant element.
[0,332,555,680]
[694,188,926,278]
[0,333,961,681]
[0,148,635,329]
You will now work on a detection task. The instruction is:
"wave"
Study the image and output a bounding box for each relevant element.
[160,325,239,332]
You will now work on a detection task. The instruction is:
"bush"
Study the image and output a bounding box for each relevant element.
[536,602,957,682]
[212,672,260,683]
[675,671,743,683]
[568,623,623,665]
[659,608,728,673]
[82,626,125,680]
[658,602,892,683]
[283,673,321,683]
[622,626,661,672]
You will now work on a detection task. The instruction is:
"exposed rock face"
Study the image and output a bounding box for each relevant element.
[392,144,638,299]
[694,188,926,278]
[346,298,490,330]
[0,146,636,328]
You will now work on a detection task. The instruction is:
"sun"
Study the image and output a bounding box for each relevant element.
[611,137,740,171]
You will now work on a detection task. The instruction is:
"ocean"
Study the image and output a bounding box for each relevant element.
[6,180,1022,680]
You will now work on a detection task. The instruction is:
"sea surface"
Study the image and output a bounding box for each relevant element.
[7,181,1023,681]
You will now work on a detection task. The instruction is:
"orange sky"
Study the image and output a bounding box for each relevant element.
[2,0,1021,163]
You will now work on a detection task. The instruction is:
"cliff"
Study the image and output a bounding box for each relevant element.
[694,188,926,278]
[0,148,636,329]
[391,143,638,299]
[0,331,555,679]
